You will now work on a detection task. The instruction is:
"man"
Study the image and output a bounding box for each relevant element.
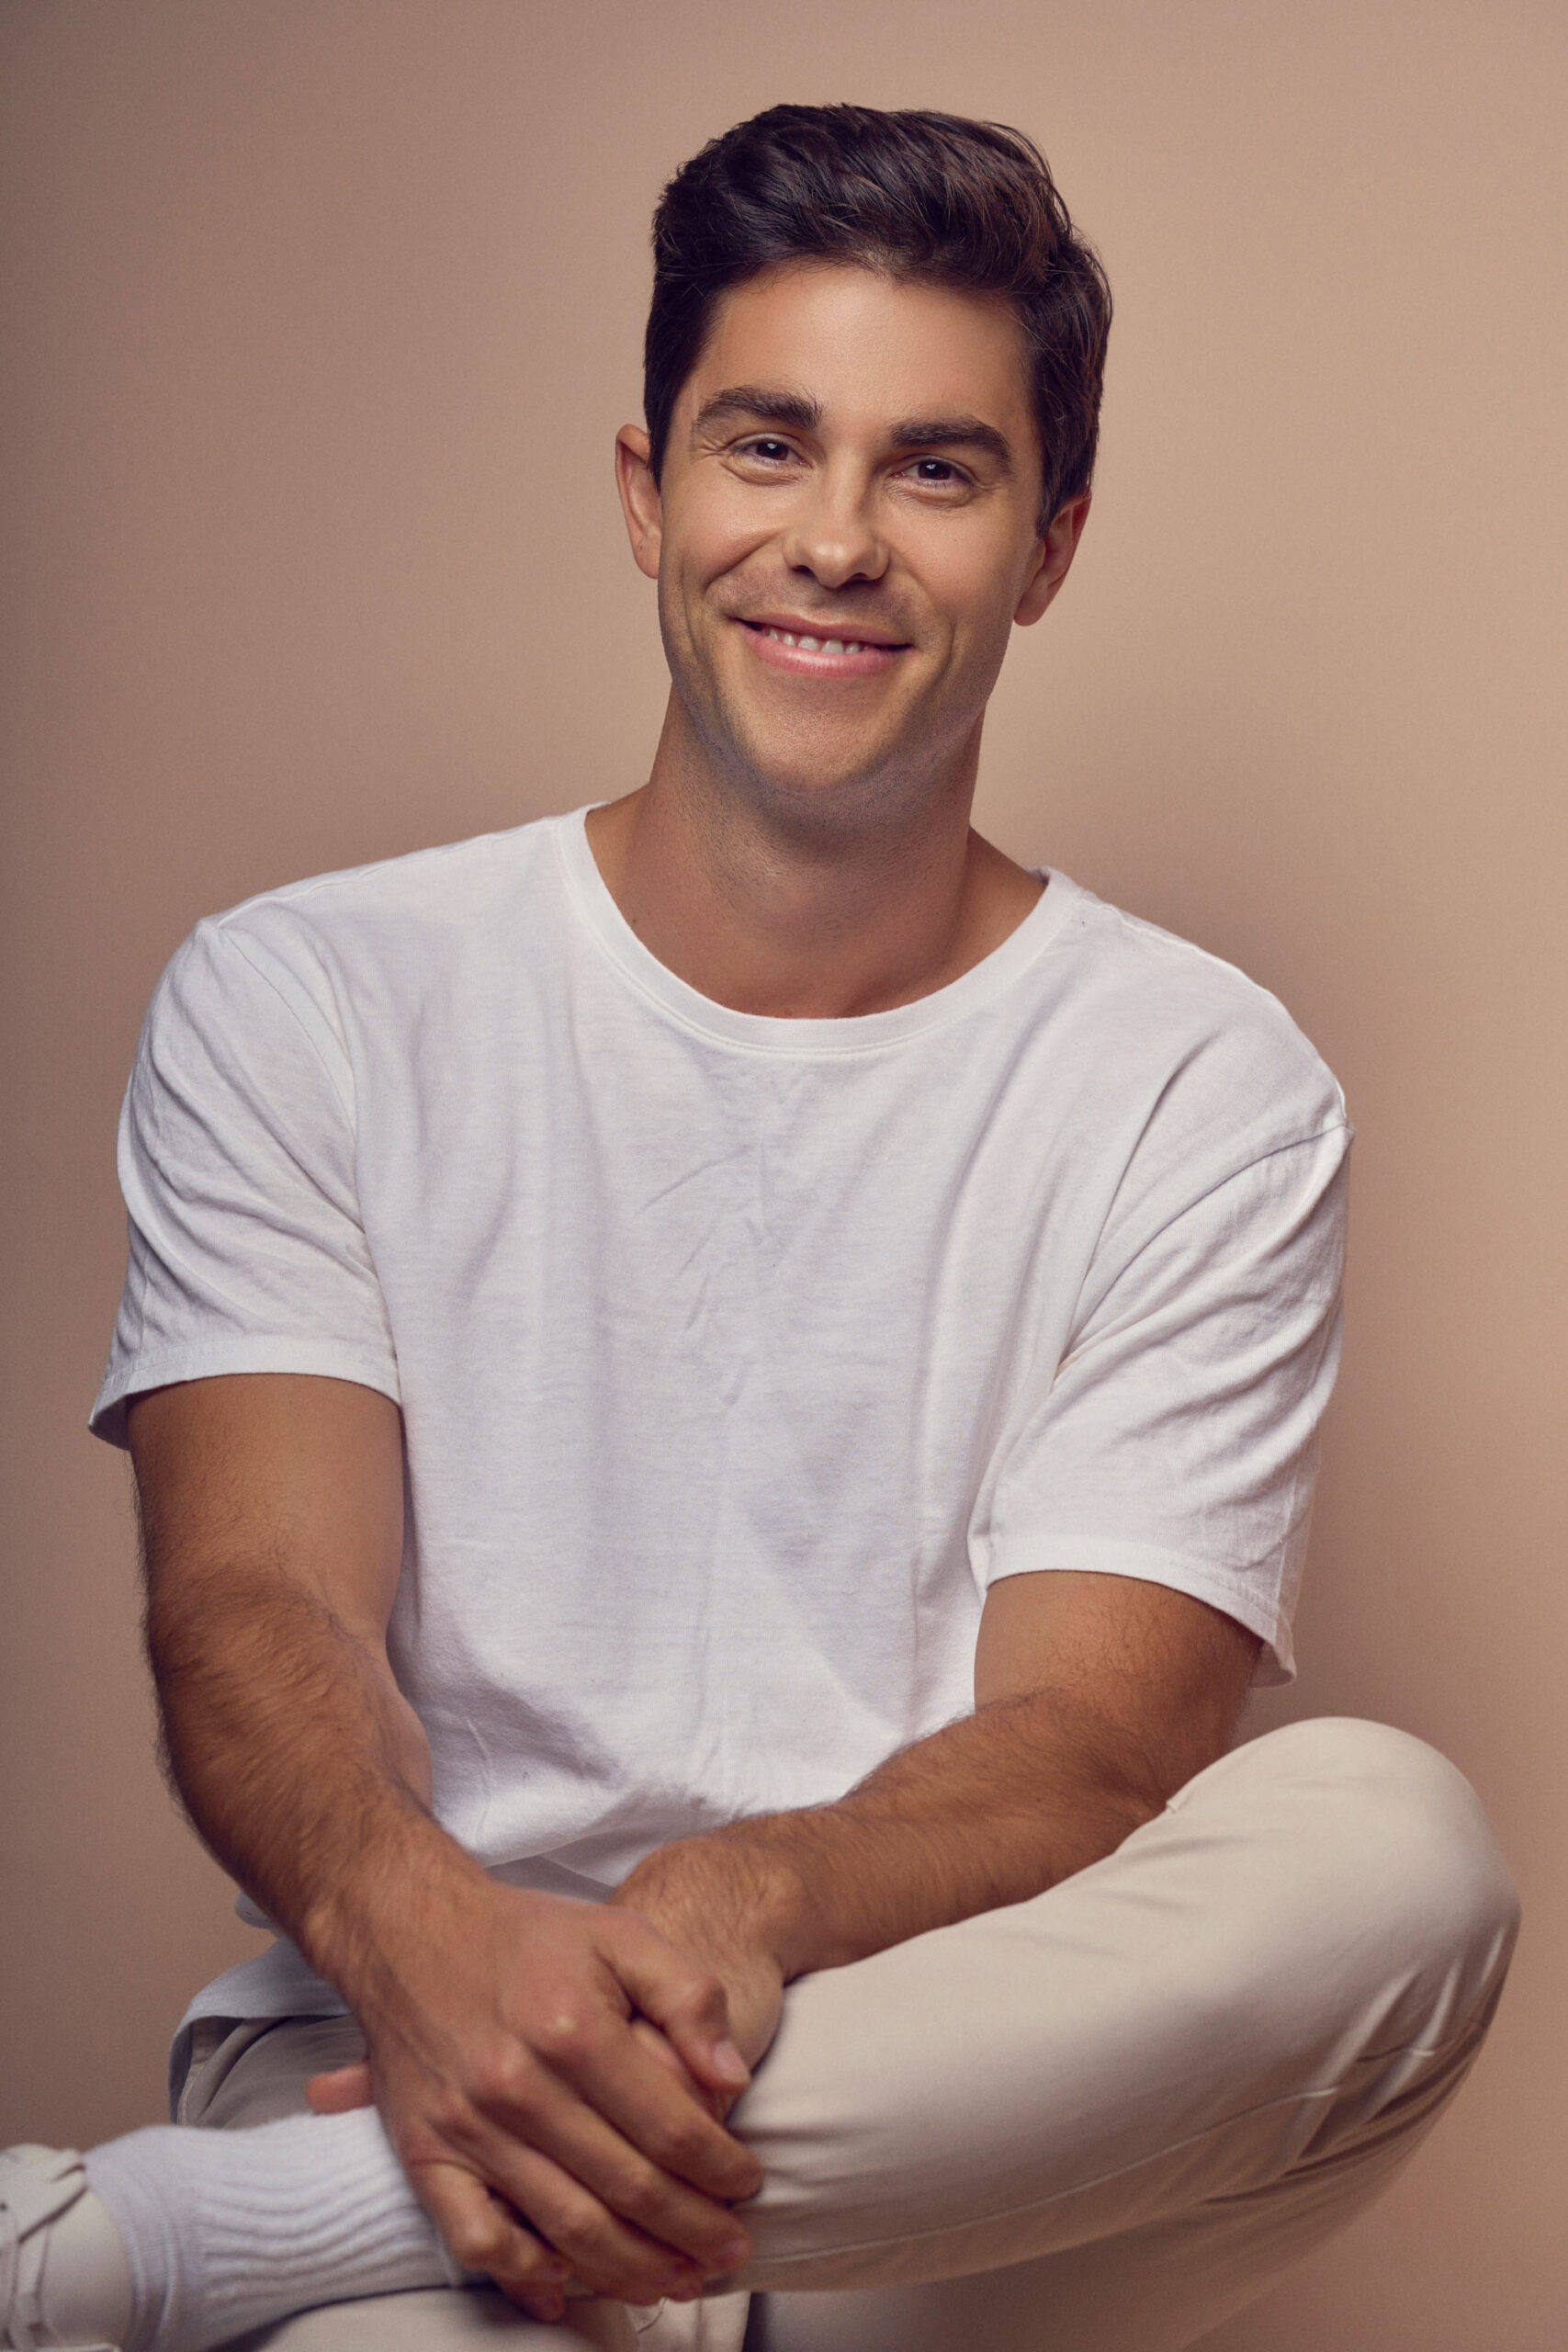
[2,105,1516,2352]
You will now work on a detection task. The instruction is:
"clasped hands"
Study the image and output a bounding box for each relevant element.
[306,1838,788,2323]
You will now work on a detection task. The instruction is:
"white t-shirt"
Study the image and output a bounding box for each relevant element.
[93,808,1348,2029]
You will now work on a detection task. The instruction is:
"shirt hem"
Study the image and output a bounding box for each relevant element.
[982,1541,1294,1683]
[90,1340,402,1448]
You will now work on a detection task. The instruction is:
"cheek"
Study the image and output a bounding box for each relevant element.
[657,513,746,660]
[926,549,1024,657]
[669,488,773,589]
[908,502,1032,627]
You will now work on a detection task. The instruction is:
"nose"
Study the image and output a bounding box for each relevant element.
[778,460,888,590]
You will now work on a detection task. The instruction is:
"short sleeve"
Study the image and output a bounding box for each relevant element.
[90,918,400,1445]
[982,1126,1349,1681]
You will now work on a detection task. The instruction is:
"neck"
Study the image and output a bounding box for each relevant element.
[584,694,1043,1020]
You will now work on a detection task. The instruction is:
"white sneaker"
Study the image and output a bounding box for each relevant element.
[0,2147,132,2351]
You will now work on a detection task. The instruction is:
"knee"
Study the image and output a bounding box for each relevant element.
[1235,1717,1519,2031]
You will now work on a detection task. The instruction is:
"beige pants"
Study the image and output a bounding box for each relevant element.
[186,1720,1517,2352]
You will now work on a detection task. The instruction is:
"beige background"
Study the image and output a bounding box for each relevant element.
[2,2,1562,2344]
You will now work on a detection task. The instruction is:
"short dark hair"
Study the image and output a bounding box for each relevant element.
[645,105,1111,526]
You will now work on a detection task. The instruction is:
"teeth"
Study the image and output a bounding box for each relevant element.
[759,628,877,655]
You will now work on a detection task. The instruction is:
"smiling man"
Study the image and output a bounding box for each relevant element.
[3,106,1516,2352]
[592,259,1069,1023]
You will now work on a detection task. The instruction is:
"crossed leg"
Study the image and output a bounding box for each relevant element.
[167,1719,1516,2352]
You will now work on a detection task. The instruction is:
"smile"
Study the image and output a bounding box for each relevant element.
[737,618,908,676]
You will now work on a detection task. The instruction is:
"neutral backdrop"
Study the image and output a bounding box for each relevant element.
[3,4,1562,2346]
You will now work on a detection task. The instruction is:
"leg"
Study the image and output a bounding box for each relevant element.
[10,1719,1513,2352]
[725,1718,1515,2347]
[220,2290,638,2351]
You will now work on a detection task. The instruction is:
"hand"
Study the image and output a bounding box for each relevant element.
[607,1834,792,2080]
[307,1853,762,2321]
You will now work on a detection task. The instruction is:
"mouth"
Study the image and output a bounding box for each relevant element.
[736,616,909,678]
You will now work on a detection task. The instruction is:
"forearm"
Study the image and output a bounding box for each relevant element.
[147,1560,484,1998]
[130,1375,493,2007]
[620,1575,1258,1984]
[130,1380,761,2312]
[616,1681,1168,1980]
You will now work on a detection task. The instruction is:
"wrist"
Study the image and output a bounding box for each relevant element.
[615,1827,816,1979]
[294,1804,492,2010]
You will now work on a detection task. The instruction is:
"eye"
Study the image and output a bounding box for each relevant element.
[739,436,796,464]
[906,457,967,488]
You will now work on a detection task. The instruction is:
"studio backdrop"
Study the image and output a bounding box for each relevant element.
[3,6,1563,2346]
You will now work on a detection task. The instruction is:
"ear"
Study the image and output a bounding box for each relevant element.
[1013,492,1091,628]
[616,425,663,580]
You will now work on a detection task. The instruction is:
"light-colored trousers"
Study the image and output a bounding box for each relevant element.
[189,1720,1517,2352]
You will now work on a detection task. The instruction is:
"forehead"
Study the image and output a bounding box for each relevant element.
[681,263,1034,438]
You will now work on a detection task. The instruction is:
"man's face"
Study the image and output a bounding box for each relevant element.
[618,263,1085,825]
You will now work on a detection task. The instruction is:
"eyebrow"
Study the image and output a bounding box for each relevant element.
[890,418,1015,473]
[691,386,821,438]
[691,386,1015,473]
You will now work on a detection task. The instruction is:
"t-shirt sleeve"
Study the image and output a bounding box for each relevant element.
[90,917,400,1446]
[981,1124,1349,1682]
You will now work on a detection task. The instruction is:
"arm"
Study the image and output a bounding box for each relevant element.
[611,1570,1258,2008]
[131,1372,761,2320]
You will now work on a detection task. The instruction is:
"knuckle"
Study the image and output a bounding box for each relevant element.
[611,2168,669,2230]
[490,2236,557,2291]
[547,2201,601,2256]
[540,2190,615,2265]
[676,1966,727,2016]
[444,2210,508,2270]
[650,2111,713,2173]
[534,2007,591,2064]
[467,2045,535,2114]
[418,2088,473,2146]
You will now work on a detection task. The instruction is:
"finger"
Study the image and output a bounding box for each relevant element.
[412,2157,574,2324]
[429,2029,753,2274]
[430,2136,717,2308]
[529,1985,762,2206]
[612,1932,754,2103]
[628,2015,727,2120]
[479,2068,755,2278]
[306,2061,375,2113]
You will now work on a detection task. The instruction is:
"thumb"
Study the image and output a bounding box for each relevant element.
[615,1936,753,2103]
[306,2059,375,2113]
[628,2014,732,2121]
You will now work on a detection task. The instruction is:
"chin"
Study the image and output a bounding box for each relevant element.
[730,745,939,837]
[676,665,950,831]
